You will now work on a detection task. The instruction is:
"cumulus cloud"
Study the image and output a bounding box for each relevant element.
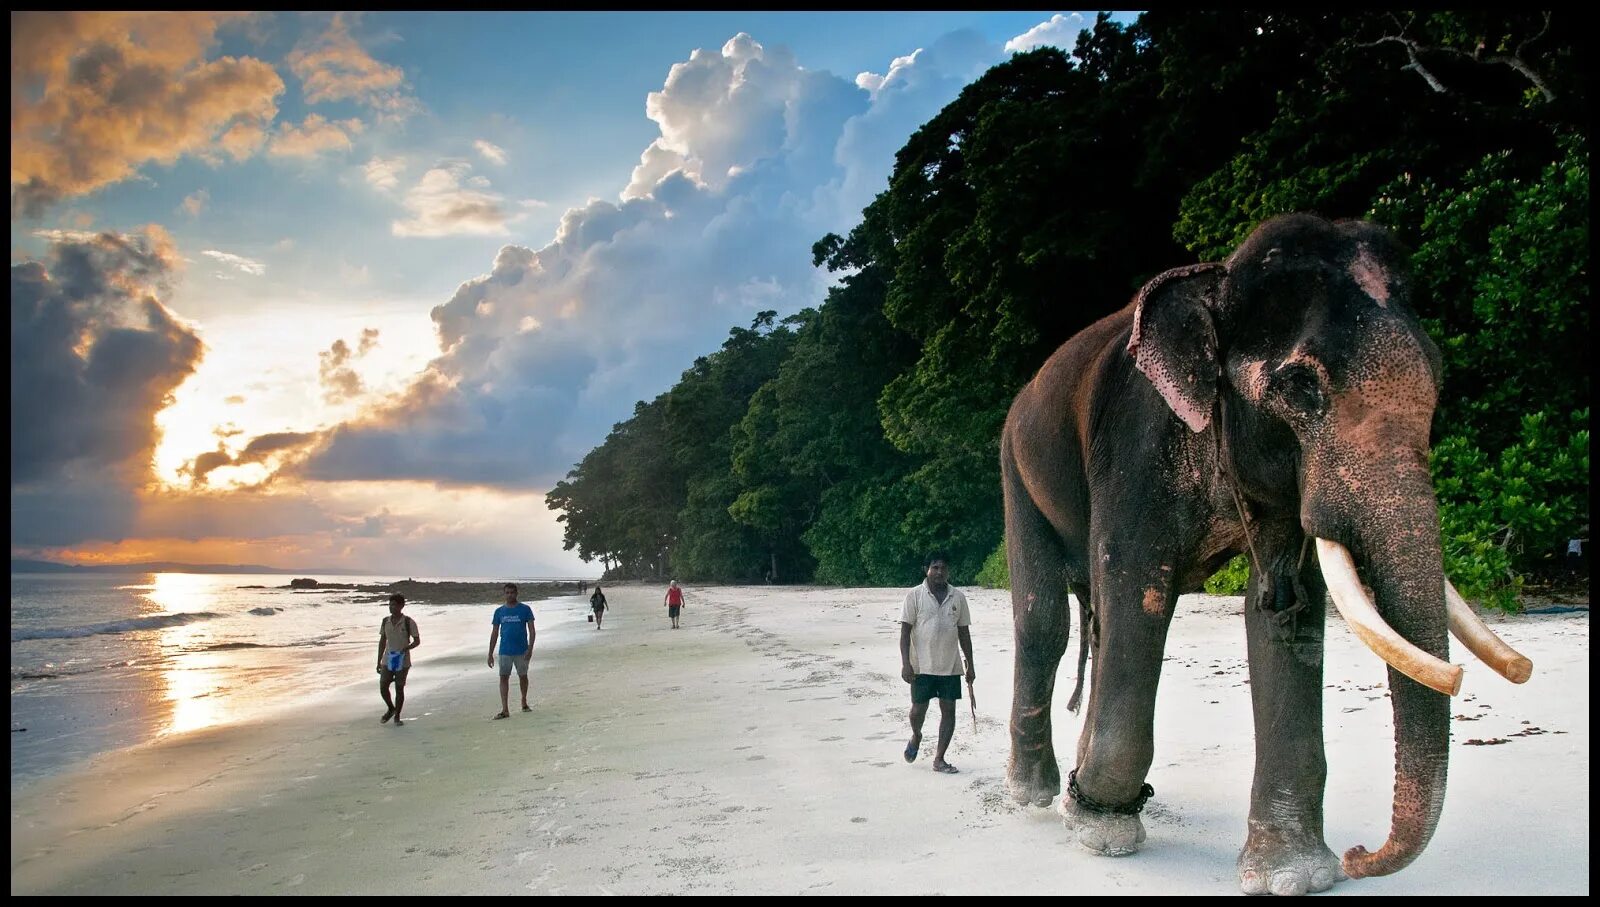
[391,162,521,238]
[296,30,1006,488]
[10,12,283,218]
[295,19,1087,493]
[319,338,364,402]
[180,189,210,217]
[202,249,266,276]
[474,140,508,165]
[268,113,365,158]
[10,226,205,542]
[316,329,380,404]
[286,13,420,120]
[1004,12,1092,53]
[364,156,405,191]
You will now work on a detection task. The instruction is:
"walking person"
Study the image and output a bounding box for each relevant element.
[664,580,685,629]
[488,582,535,719]
[376,593,420,726]
[899,553,974,774]
[590,584,609,629]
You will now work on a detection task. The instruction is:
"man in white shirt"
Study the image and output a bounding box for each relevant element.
[899,553,975,774]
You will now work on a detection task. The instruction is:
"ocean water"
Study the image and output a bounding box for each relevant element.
[9,572,584,792]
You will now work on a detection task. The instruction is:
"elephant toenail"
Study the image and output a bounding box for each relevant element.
[1239,870,1265,896]
[1269,869,1308,897]
[1310,867,1336,890]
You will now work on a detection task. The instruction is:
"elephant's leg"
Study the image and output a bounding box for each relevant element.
[1061,550,1176,856]
[1238,543,1343,896]
[1003,457,1074,808]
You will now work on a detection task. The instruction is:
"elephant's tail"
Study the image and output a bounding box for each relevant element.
[1066,584,1093,713]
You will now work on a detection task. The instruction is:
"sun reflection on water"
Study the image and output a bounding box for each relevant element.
[148,573,228,735]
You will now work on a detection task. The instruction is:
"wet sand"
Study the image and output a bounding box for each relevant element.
[9,584,1588,895]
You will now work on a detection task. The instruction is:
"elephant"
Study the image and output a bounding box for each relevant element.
[999,213,1532,895]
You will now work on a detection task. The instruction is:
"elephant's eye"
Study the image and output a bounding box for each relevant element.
[1273,365,1325,414]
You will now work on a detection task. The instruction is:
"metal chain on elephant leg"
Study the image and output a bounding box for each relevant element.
[1067,768,1155,815]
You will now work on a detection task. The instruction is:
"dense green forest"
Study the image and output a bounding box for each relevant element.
[546,11,1589,609]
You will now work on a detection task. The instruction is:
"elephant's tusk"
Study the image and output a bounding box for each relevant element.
[1444,579,1533,684]
[1315,539,1463,696]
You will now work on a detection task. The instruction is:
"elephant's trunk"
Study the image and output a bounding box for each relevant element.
[1319,491,1452,879]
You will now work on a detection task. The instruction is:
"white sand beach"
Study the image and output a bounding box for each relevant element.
[9,584,1589,895]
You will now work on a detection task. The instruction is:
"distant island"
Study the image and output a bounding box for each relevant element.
[10,559,362,576]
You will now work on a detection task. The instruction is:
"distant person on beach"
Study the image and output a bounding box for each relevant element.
[376,593,420,726]
[590,584,608,629]
[899,553,974,774]
[664,580,685,629]
[488,583,535,719]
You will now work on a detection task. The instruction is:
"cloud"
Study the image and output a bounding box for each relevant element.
[339,510,390,538]
[317,330,379,404]
[364,156,405,191]
[202,249,266,276]
[295,21,1076,492]
[180,189,210,217]
[319,338,364,403]
[183,445,235,486]
[176,429,319,490]
[474,140,508,165]
[237,431,318,466]
[286,13,420,120]
[10,226,204,542]
[268,113,365,158]
[391,162,521,238]
[10,12,283,217]
[1004,12,1092,53]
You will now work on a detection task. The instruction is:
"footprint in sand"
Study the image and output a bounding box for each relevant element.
[285,874,305,888]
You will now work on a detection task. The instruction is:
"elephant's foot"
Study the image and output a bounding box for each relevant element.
[1006,751,1060,807]
[1058,795,1147,856]
[1238,837,1344,896]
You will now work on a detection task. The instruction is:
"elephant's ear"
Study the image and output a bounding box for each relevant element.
[1127,263,1227,433]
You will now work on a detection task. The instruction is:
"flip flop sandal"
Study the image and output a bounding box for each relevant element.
[904,739,920,763]
[492,711,510,720]
[933,763,960,774]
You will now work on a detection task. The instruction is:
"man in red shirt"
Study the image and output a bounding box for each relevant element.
[664,580,685,629]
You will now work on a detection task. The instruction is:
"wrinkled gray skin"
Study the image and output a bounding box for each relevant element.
[1001,214,1451,895]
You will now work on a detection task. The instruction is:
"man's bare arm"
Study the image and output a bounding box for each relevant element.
[900,622,915,683]
[957,625,975,682]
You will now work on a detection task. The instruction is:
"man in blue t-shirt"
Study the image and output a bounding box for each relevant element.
[488,582,536,719]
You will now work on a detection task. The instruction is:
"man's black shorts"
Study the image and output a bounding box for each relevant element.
[911,673,962,704]
[668,605,681,618]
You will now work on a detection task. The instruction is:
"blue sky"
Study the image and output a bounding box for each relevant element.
[11,11,1133,575]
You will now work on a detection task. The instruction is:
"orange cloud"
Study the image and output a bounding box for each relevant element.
[287,13,419,119]
[11,12,284,216]
[267,113,364,158]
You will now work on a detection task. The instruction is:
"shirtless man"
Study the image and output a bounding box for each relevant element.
[377,593,421,726]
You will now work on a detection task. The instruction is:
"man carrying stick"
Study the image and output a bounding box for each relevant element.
[899,553,975,774]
